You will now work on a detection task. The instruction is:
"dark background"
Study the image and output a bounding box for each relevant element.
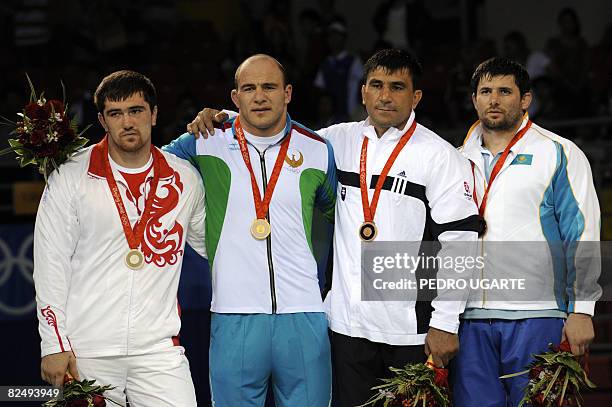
[1,0,611,405]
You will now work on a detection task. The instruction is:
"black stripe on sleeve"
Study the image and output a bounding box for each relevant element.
[429,214,482,239]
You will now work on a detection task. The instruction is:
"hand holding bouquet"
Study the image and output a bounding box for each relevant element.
[500,341,596,407]
[42,374,121,407]
[361,355,451,406]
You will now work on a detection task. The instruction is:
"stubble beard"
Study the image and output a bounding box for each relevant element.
[119,136,147,153]
[480,110,523,132]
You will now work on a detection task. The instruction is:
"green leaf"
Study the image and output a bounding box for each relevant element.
[583,375,597,389]
[61,78,67,106]
[542,365,562,400]
[25,72,38,102]
[0,146,15,156]
[77,124,92,137]
[8,138,23,148]
[0,113,16,125]
[500,369,530,379]
[73,136,89,149]
[19,156,36,167]
[50,157,59,173]
[559,371,569,404]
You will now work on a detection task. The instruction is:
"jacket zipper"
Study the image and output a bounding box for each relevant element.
[258,148,277,314]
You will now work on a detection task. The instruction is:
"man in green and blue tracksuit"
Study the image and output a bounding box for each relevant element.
[164,54,336,406]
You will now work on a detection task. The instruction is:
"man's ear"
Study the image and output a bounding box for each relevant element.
[520,91,533,111]
[97,112,108,132]
[412,90,423,109]
[361,84,366,105]
[151,106,158,127]
[284,84,292,104]
[231,89,240,110]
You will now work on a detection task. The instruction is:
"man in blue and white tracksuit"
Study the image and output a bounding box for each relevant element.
[452,57,602,406]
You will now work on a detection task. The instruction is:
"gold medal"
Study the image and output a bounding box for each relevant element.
[359,221,378,241]
[125,249,145,270]
[235,117,290,242]
[250,218,271,240]
[101,135,161,272]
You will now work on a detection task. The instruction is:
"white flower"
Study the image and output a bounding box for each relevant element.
[46,131,59,143]
[52,113,62,122]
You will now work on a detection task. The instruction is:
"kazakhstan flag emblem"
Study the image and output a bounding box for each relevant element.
[511,154,533,165]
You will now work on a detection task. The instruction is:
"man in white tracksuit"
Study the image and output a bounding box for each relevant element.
[34,70,205,406]
[452,57,601,406]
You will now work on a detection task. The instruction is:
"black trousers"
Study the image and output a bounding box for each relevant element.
[330,331,426,407]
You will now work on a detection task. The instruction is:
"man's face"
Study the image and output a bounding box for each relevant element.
[362,67,422,132]
[98,92,157,153]
[231,58,291,136]
[472,75,531,131]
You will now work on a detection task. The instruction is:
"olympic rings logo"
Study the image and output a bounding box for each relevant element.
[0,232,36,316]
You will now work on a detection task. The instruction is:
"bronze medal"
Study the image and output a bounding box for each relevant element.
[359,121,417,242]
[468,118,533,238]
[478,215,487,237]
[359,221,378,241]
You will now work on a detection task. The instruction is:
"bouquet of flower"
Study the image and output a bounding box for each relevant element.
[42,374,121,407]
[0,74,89,182]
[360,355,451,407]
[500,341,596,407]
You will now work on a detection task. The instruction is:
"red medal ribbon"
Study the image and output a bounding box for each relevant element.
[234,116,291,220]
[474,120,532,217]
[360,121,417,223]
[101,136,161,250]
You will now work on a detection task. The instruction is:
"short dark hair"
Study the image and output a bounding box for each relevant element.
[470,57,531,96]
[94,70,157,113]
[234,54,288,89]
[363,48,423,89]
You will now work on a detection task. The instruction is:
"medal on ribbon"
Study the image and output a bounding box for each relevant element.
[359,121,417,241]
[101,136,161,269]
[234,116,291,240]
[470,120,532,237]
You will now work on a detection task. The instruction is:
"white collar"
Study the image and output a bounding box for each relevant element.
[243,128,285,148]
[462,114,530,159]
[108,153,153,174]
[363,110,416,142]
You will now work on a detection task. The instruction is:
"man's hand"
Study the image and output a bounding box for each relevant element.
[562,313,594,356]
[41,351,79,387]
[424,327,459,367]
[186,108,228,138]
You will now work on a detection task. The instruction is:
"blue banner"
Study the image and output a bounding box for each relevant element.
[0,224,36,321]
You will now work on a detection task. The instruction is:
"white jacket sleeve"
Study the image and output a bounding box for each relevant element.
[555,140,601,316]
[33,169,79,357]
[425,146,480,334]
[186,175,207,259]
